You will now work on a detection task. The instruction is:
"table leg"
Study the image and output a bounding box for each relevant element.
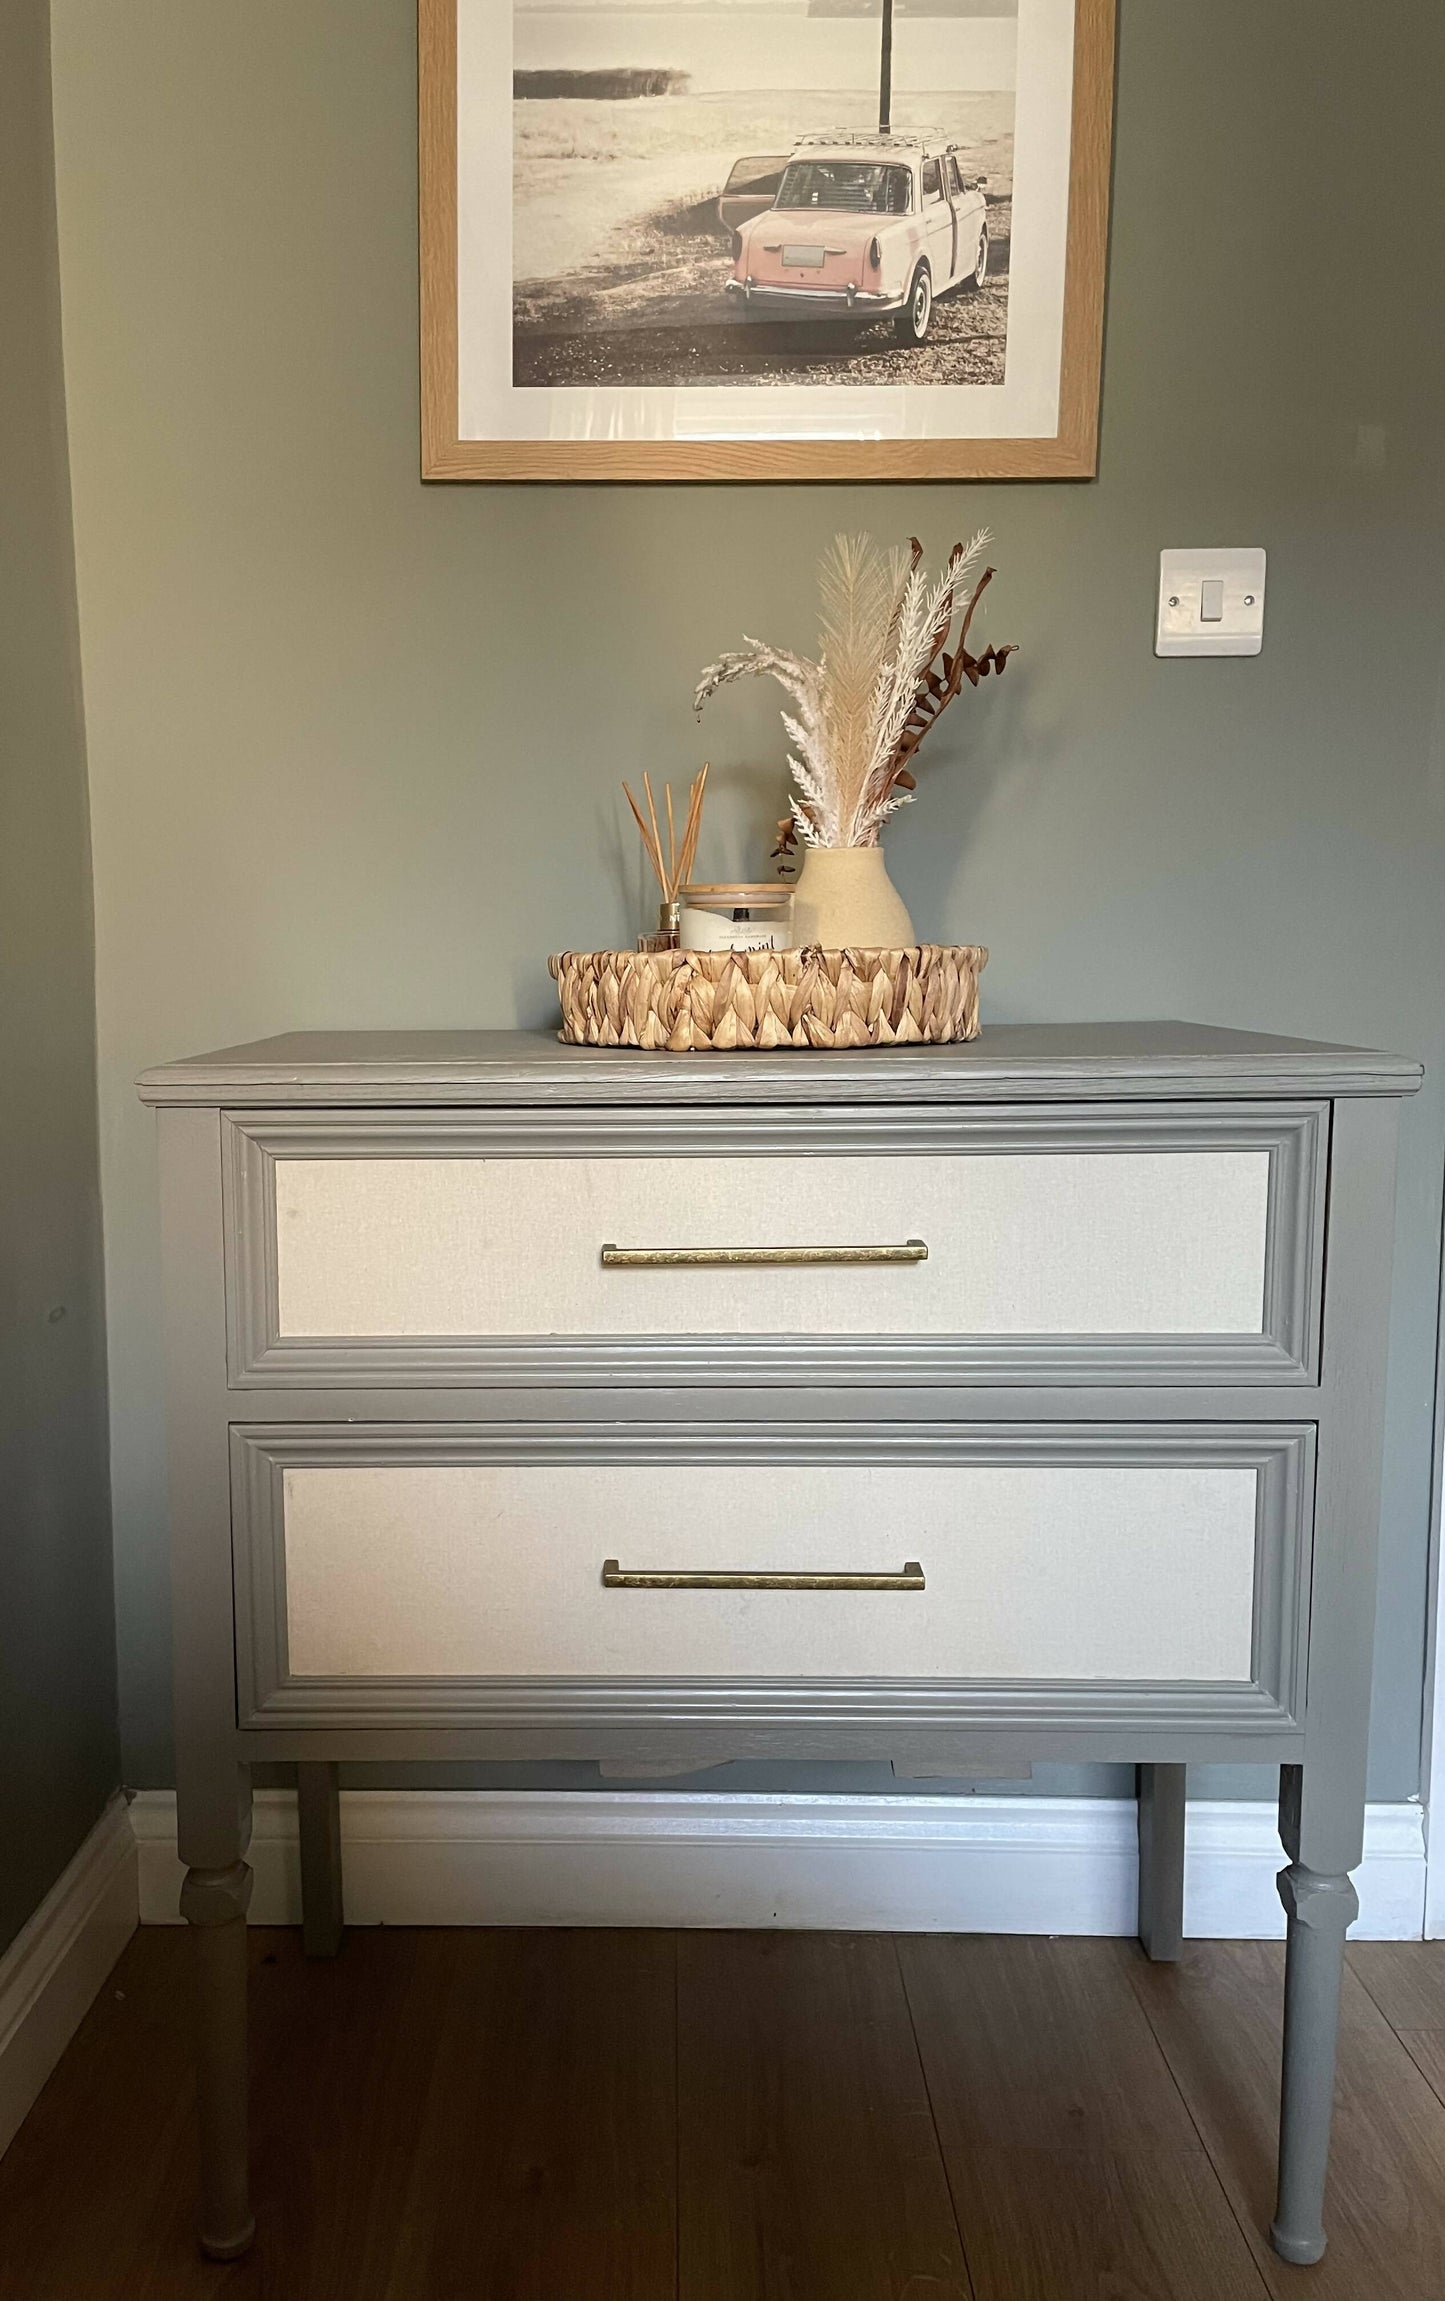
[180,1859,255,2260]
[1136,1762,1185,1960]
[1270,1763,1359,2266]
[297,1761,344,1958]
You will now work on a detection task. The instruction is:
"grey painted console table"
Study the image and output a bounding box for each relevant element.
[138,1022,1422,2264]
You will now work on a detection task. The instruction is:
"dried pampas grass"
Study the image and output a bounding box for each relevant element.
[694,532,1016,857]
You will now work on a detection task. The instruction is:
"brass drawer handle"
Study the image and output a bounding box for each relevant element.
[601,1558,925,1592]
[599,1239,928,1269]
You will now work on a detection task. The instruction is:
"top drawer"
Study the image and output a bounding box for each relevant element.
[223,1104,1324,1388]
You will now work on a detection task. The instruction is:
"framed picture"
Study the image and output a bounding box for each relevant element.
[419,0,1114,481]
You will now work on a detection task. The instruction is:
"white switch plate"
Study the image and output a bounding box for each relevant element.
[1156,548,1266,657]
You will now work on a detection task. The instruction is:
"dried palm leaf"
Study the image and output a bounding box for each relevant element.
[815,534,897,838]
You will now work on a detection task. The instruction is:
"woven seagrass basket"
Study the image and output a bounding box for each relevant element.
[549,944,986,1052]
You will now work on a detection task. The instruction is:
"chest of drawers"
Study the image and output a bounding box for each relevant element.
[140,1021,1420,2266]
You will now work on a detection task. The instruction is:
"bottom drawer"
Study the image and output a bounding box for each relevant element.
[232,1424,1310,1720]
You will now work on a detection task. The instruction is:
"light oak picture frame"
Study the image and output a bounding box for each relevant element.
[420,0,1115,482]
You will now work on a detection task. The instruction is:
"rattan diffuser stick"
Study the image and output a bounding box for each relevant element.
[623,764,708,907]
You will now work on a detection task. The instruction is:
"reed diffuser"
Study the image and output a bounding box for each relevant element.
[623,765,709,950]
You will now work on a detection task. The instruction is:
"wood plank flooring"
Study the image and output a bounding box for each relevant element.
[899,1935,1266,2301]
[2,1929,1444,2301]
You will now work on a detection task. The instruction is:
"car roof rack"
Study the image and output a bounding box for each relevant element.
[787,130,969,161]
[791,130,928,154]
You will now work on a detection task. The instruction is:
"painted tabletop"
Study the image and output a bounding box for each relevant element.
[137,1022,1422,1107]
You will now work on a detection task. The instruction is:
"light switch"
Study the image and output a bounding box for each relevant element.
[1157,549,1267,657]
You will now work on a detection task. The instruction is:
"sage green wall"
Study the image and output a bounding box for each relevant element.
[0,0,118,1951]
[49,1,1445,1797]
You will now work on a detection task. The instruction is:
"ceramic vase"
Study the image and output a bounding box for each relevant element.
[790,844,916,949]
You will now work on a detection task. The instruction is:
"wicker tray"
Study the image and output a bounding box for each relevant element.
[549,943,986,1052]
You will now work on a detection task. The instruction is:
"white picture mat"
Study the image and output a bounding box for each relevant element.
[457,0,1077,444]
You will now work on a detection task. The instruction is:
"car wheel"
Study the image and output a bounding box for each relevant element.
[967,223,989,290]
[894,263,932,345]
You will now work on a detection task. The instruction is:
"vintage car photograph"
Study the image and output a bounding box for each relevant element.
[509,0,1016,391]
[725,133,990,345]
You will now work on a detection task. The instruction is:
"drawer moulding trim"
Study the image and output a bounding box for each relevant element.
[127,1787,1426,1941]
[230,1420,1313,1736]
[221,1102,1326,1390]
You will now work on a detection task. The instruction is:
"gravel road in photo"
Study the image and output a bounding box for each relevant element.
[513,221,1009,387]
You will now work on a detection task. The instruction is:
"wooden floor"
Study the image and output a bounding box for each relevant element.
[3,1929,1445,2301]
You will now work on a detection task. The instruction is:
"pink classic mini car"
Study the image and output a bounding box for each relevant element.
[724,132,989,344]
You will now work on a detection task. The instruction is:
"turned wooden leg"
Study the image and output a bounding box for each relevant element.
[180,1861,254,2260]
[297,1762,344,1958]
[1271,1860,1357,2265]
[1136,1762,1186,1961]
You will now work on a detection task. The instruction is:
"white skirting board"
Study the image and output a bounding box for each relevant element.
[130,1788,1428,1941]
[0,1796,137,2161]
